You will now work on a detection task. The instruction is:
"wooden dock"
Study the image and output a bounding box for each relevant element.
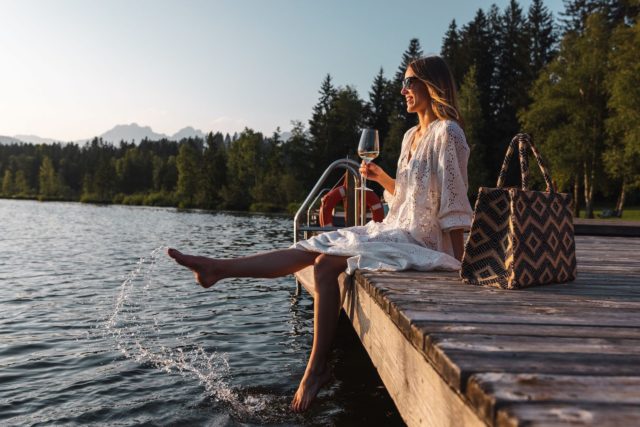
[295,232,640,426]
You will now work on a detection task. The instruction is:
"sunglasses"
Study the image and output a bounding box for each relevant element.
[402,76,420,90]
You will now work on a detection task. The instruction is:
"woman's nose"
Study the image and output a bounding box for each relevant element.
[400,87,408,95]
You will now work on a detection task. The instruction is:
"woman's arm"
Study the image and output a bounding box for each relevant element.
[449,228,465,261]
[360,161,395,195]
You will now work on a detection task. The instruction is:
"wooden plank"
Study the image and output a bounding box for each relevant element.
[341,279,486,427]
[412,321,640,339]
[398,303,640,328]
[363,282,640,302]
[362,271,640,288]
[427,349,640,391]
[496,402,640,427]
[401,308,640,330]
[373,284,640,305]
[467,373,640,424]
[428,333,640,356]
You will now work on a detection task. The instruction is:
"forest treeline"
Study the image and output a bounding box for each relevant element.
[1,0,638,216]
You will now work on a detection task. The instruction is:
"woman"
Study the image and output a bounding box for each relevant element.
[168,55,473,412]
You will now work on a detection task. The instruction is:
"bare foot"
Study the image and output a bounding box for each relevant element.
[167,248,221,288]
[290,366,332,413]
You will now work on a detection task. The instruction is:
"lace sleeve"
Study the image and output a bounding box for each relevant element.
[383,189,395,207]
[436,122,473,231]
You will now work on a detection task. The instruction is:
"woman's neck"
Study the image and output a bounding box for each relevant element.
[416,108,438,134]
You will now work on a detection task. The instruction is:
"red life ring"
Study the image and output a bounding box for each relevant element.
[319,185,385,226]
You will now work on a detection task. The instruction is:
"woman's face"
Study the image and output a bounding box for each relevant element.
[401,67,430,114]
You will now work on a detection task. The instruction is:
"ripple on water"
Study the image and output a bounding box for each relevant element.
[0,200,404,426]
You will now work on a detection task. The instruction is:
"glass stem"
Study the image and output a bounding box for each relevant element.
[360,173,366,225]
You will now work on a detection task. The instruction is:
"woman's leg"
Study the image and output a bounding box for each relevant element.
[167,247,318,287]
[291,253,348,413]
[168,247,347,412]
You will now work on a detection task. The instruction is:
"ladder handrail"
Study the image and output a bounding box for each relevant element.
[293,158,361,244]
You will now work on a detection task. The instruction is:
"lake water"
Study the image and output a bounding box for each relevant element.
[0,199,403,426]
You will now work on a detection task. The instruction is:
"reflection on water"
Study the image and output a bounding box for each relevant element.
[0,199,403,426]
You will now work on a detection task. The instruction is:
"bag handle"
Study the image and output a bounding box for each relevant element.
[496,133,554,192]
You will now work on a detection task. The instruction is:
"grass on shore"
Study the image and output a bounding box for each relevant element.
[578,206,640,221]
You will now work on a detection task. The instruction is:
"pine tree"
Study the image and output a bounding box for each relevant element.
[14,170,30,196]
[441,20,465,86]
[561,0,639,33]
[176,141,203,208]
[281,121,312,201]
[394,38,423,84]
[459,8,499,174]
[527,0,558,76]
[494,0,532,156]
[151,155,165,192]
[201,132,227,208]
[115,148,153,194]
[93,156,117,202]
[222,129,262,210]
[2,169,13,195]
[39,156,58,198]
[251,128,287,211]
[393,39,423,131]
[366,68,392,143]
[458,66,488,196]
[331,85,366,160]
[460,10,496,121]
[308,74,338,176]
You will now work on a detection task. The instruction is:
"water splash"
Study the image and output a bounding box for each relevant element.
[104,246,278,420]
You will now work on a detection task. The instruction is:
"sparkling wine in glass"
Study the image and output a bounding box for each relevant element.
[357,128,379,191]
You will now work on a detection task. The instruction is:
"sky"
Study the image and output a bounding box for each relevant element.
[0,0,565,142]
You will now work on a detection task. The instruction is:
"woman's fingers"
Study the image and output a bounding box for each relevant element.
[359,161,369,177]
[360,162,382,182]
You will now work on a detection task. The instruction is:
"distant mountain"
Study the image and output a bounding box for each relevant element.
[98,123,168,144]
[13,134,61,144]
[1,124,291,146]
[280,131,292,142]
[171,126,206,141]
[95,123,209,144]
[0,135,24,145]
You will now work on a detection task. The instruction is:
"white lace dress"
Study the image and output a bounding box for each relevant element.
[293,119,474,274]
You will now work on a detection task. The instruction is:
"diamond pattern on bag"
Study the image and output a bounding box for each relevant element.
[532,198,546,217]
[460,133,577,289]
[548,233,559,252]
[551,197,563,216]
[525,233,541,253]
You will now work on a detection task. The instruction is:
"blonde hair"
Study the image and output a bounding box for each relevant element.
[409,56,463,126]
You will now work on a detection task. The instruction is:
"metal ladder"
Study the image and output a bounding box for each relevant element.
[292,158,366,293]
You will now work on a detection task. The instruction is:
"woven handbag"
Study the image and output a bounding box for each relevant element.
[460,133,577,289]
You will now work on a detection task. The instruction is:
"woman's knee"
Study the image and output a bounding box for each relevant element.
[313,254,346,287]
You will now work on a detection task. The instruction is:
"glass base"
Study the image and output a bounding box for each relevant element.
[355,186,374,191]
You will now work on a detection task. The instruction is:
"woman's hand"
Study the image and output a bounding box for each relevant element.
[360,161,396,196]
[359,161,385,183]
[360,160,396,194]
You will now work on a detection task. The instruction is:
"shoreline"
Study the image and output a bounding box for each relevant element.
[0,195,297,216]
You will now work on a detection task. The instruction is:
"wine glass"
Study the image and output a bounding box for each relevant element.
[357,128,379,191]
